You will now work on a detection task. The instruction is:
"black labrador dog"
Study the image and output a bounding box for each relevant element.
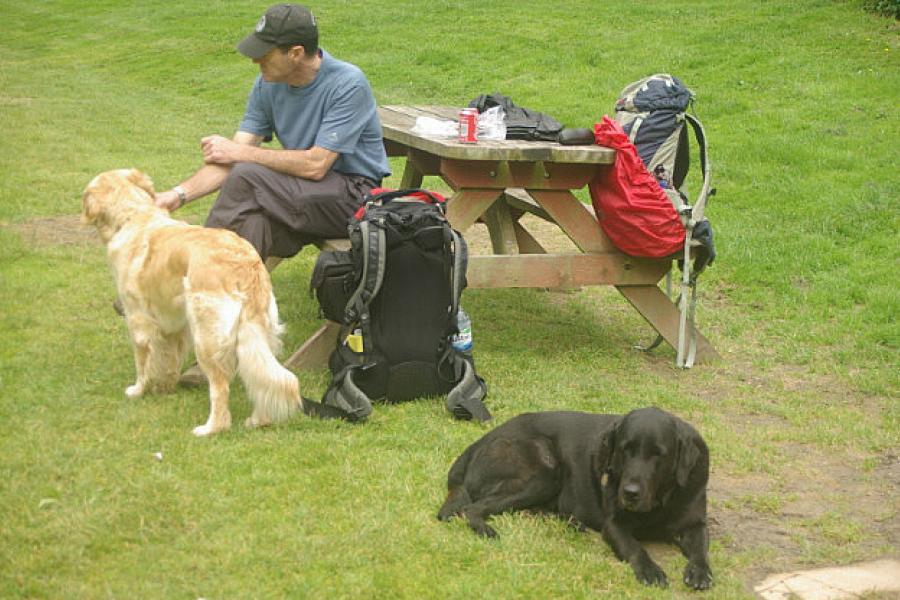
[437,407,712,590]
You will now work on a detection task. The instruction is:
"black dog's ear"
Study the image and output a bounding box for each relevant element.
[595,418,622,477]
[675,421,701,488]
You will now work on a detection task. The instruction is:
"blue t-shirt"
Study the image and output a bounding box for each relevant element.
[239,49,390,183]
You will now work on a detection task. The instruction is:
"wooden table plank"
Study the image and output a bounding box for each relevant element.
[503,189,553,222]
[511,220,547,254]
[378,105,616,164]
[467,254,670,288]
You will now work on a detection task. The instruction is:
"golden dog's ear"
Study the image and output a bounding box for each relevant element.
[126,169,156,196]
[81,183,100,224]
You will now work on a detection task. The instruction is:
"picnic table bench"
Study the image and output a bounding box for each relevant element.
[284,105,719,370]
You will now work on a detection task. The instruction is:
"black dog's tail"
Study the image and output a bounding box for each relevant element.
[437,443,479,520]
[437,485,473,521]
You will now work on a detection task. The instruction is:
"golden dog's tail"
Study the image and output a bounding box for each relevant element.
[236,287,302,427]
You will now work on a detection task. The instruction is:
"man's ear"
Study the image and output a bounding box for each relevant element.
[288,45,306,61]
[675,421,701,488]
[126,169,155,196]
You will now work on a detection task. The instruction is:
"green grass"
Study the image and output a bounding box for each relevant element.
[1,1,898,598]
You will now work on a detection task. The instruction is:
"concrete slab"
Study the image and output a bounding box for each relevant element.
[755,559,900,599]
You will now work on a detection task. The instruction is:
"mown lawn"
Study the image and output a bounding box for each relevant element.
[0,1,897,598]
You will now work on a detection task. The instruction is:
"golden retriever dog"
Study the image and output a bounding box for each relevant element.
[82,168,302,435]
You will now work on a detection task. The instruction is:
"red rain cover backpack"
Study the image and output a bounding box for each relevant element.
[589,74,717,367]
[589,115,685,257]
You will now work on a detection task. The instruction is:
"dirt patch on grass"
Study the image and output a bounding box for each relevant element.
[711,447,899,586]
[6,206,574,253]
[679,358,898,588]
[8,215,99,247]
[7,212,205,248]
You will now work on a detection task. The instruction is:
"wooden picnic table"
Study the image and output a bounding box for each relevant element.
[284,105,718,370]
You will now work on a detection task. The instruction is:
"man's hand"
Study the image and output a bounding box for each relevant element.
[155,189,181,211]
[201,135,246,165]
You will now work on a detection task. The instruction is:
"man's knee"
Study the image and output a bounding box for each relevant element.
[222,162,269,191]
[206,163,269,229]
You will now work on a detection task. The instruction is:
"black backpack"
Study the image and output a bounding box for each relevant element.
[307,188,491,422]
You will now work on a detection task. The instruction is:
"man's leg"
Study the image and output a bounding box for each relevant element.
[205,163,277,261]
[206,162,375,261]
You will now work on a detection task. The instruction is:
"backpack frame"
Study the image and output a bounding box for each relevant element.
[614,74,717,368]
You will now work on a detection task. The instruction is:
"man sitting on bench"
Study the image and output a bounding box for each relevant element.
[154,3,390,262]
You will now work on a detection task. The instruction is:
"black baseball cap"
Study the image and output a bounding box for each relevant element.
[237,4,318,59]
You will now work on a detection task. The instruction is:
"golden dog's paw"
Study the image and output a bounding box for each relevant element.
[244,416,270,429]
[125,384,144,398]
[192,423,223,437]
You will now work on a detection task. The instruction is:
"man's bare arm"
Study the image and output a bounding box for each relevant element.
[200,135,339,181]
[155,131,263,211]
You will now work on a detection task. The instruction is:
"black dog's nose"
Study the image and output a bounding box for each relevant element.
[623,483,641,501]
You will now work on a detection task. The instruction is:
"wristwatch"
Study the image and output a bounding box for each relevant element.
[173,185,188,206]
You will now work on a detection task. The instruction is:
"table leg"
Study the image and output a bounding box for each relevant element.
[482,201,520,255]
[527,190,618,253]
[511,220,546,254]
[446,188,503,232]
[400,160,424,189]
[616,285,720,364]
[284,321,341,371]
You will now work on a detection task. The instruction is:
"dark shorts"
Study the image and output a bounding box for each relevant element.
[205,162,377,261]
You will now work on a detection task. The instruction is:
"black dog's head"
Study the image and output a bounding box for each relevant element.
[600,407,703,513]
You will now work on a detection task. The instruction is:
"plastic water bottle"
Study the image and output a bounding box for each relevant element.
[451,308,473,355]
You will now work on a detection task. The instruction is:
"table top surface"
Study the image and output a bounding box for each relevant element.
[378,105,616,165]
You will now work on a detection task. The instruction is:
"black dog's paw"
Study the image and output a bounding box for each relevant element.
[684,562,713,590]
[634,557,668,588]
[473,522,498,538]
[436,505,460,521]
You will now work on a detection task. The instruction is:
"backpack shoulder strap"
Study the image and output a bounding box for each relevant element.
[344,218,387,341]
[444,358,491,422]
[683,113,713,222]
[306,365,374,422]
[448,229,468,317]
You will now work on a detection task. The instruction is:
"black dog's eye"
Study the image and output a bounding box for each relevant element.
[652,445,667,457]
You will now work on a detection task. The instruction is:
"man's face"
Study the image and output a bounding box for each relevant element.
[254,47,295,82]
